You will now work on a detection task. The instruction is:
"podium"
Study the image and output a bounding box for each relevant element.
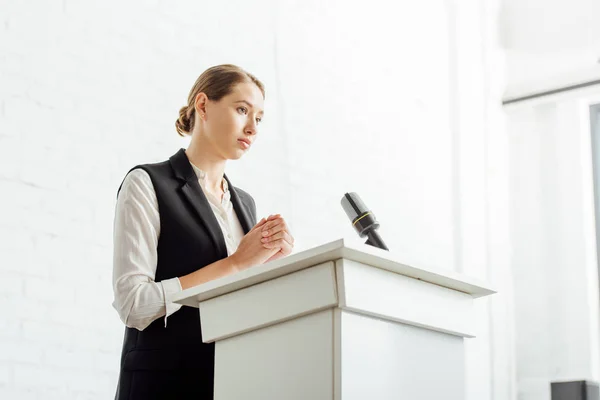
[172,238,495,400]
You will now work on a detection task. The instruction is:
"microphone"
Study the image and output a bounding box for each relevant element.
[340,192,389,251]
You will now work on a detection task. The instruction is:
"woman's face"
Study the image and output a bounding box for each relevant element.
[199,82,264,160]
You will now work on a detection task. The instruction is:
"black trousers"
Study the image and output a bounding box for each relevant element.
[115,368,214,400]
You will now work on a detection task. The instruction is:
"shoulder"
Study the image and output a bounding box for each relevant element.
[134,159,172,178]
[117,168,154,200]
[125,167,151,183]
[116,157,172,199]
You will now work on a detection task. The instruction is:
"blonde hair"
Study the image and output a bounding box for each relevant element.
[175,64,265,136]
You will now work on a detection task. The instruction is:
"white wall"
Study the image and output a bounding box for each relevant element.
[500,0,600,99]
[0,0,510,398]
[505,87,600,400]
[501,1,600,398]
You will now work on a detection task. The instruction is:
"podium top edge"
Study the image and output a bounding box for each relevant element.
[172,238,496,307]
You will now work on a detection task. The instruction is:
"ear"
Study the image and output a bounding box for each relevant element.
[194,92,208,116]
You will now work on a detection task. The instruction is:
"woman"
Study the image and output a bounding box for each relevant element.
[112,64,294,399]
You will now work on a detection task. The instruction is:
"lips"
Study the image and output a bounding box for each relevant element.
[238,138,251,148]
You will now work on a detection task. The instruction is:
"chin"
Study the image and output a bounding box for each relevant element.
[229,150,245,160]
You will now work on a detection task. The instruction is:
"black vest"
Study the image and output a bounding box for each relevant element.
[114,148,256,400]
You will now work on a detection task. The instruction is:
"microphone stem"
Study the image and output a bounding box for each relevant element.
[365,230,389,251]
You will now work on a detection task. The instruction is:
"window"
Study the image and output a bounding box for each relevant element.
[589,103,600,279]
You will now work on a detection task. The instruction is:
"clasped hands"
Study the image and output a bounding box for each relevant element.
[256,213,294,263]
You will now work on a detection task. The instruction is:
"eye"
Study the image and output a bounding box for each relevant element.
[237,106,248,114]
[256,117,262,124]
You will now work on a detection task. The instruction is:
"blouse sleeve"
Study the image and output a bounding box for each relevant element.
[111,168,183,330]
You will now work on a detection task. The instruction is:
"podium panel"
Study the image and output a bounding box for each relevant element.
[214,310,335,400]
[336,310,464,400]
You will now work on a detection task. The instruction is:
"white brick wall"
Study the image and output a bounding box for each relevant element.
[0,0,509,398]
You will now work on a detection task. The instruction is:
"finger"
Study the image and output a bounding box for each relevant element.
[259,215,281,231]
[283,231,294,245]
[250,217,267,232]
[280,240,293,255]
[264,238,293,255]
[261,218,287,233]
[261,217,284,232]
[262,223,290,241]
[262,238,283,249]
[264,249,284,264]
[262,238,292,248]
[262,214,280,225]
[261,223,281,237]
[262,230,293,245]
[261,231,284,243]
[277,231,294,247]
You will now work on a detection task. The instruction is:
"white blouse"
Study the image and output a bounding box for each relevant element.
[112,162,246,331]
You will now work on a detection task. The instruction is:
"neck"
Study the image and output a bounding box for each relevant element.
[185,135,227,193]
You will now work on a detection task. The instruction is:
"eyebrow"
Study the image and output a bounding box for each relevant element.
[235,100,264,115]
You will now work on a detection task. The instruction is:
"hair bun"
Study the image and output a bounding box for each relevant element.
[175,106,192,136]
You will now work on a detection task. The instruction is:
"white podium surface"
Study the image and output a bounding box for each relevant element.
[173,238,495,400]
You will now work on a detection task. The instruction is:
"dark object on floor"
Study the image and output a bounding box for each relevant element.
[551,380,599,400]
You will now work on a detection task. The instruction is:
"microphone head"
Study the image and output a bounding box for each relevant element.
[341,192,379,237]
[340,192,368,221]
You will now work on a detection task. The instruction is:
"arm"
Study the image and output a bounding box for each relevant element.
[178,257,239,290]
[112,169,248,328]
[178,188,262,289]
[112,169,184,330]
[179,215,277,289]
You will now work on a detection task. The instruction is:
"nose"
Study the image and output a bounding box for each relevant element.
[245,119,258,136]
